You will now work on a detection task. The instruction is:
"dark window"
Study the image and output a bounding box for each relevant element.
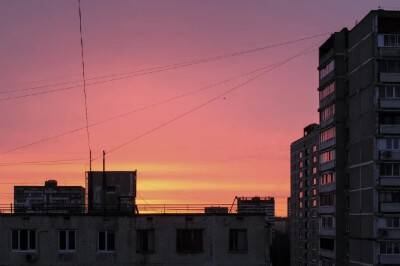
[137,229,155,253]
[11,230,36,251]
[176,229,203,252]
[229,229,248,252]
[320,238,334,250]
[98,230,115,252]
[320,193,334,206]
[59,230,76,251]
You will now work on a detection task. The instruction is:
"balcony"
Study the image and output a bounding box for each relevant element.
[378,228,400,239]
[320,160,335,172]
[380,254,400,264]
[379,48,400,57]
[380,203,400,213]
[380,125,400,135]
[320,227,335,236]
[379,98,400,109]
[379,150,400,160]
[319,182,335,193]
[320,138,335,151]
[380,73,400,83]
[319,93,335,110]
[320,206,335,214]
[380,177,400,186]
[320,249,335,259]
[319,49,334,66]
[320,71,334,87]
[320,116,334,129]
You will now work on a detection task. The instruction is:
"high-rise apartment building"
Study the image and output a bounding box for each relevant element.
[290,124,320,266]
[291,9,400,266]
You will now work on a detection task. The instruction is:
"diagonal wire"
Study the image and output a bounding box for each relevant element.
[78,0,91,153]
[92,44,318,161]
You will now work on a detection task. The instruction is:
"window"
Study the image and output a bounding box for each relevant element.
[313,199,317,207]
[299,202,303,208]
[320,127,335,143]
[176,229,203,252]
[299,171,303,178]
[380,190,400,203]
[299,161,304,168]
[379,85,400,99]
[320,60,334,80]
[321,150,335,163]
[313,167,317,174]
[313,189,317,196]
[320,193,334,206]
[380,164,400,177]
[229,229,247,252]
[313,145,318,152]
[379,114,400,125]
[299,181,303,188]
[313,178,317,185]
[379,60,400,73]
[386,217,400,228]
[321,172,336,185]
[59,230,76,252]
[299,192,304,198]
[313,156,318,163]
[136,229,155,253]
[320,104,335,121]
[321,216,334,228]
[380,241,400,254]
[381,34,400,47]
[11,230,36,251]
[319,82,335,100]
[98,230,115,252]
[320,238,334,251]
[299,152,303,159]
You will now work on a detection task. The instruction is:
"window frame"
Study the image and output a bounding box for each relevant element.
[11,229,37,252]
[229,229,248,252]
[98,230,116,253]
[136,229,155,254]
[58,230,76,252]
[176,229,203,253]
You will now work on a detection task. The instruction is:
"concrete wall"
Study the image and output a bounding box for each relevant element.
[0,214,269,266]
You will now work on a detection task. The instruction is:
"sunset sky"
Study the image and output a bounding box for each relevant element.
[0,0,398,216]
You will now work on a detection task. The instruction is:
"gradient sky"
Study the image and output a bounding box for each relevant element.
[1,0,399,216]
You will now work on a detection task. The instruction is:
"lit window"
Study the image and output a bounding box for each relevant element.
[319,82,335,100]
[321,150,335,163]
[319,60,334,80]
[313,145,318,152]
[299,192,303,198]
[320,104,335,121]
[299,152,303,158]
[299,172,303,178]
[11,230,36,251]
[59,230,76,252]
[320,127,335,143]
[313,167,317,174]
[321,173,336,185]
[313,199,317,206]
[299,161,304,168]
[229,229,248,252]
[313,156,318,163]
[299,181,303,188]
[98,230,115,252]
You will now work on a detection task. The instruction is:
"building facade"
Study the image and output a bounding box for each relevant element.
[0,214,270,266]
[236,196,275,225]
[291,9,400,266]
[14,180,85,213]
[290,124,320,266]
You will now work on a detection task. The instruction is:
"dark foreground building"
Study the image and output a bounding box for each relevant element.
[291,9,400,266]
[0,214,270,266]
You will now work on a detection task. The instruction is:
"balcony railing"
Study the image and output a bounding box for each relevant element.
[380,73,400,83]
[379,150,400,160]
[380,203,400,213]
[378,98,400,109]
[380,254,400,264]
[380,177,400,186]
[380,125,400,135]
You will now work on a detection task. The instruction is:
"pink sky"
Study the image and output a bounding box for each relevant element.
[0,0,397,216]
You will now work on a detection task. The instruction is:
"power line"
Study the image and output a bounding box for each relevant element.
[0,33,328,101]
[78,0,91,153]
[0,158,86,167]
[1,60,284,154]
[0,46,316,166]
[92,44,317,161]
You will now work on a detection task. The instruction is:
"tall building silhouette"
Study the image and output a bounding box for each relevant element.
[291,9,400,266]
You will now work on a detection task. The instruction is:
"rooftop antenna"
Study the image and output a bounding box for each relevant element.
[89,150,92,172]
